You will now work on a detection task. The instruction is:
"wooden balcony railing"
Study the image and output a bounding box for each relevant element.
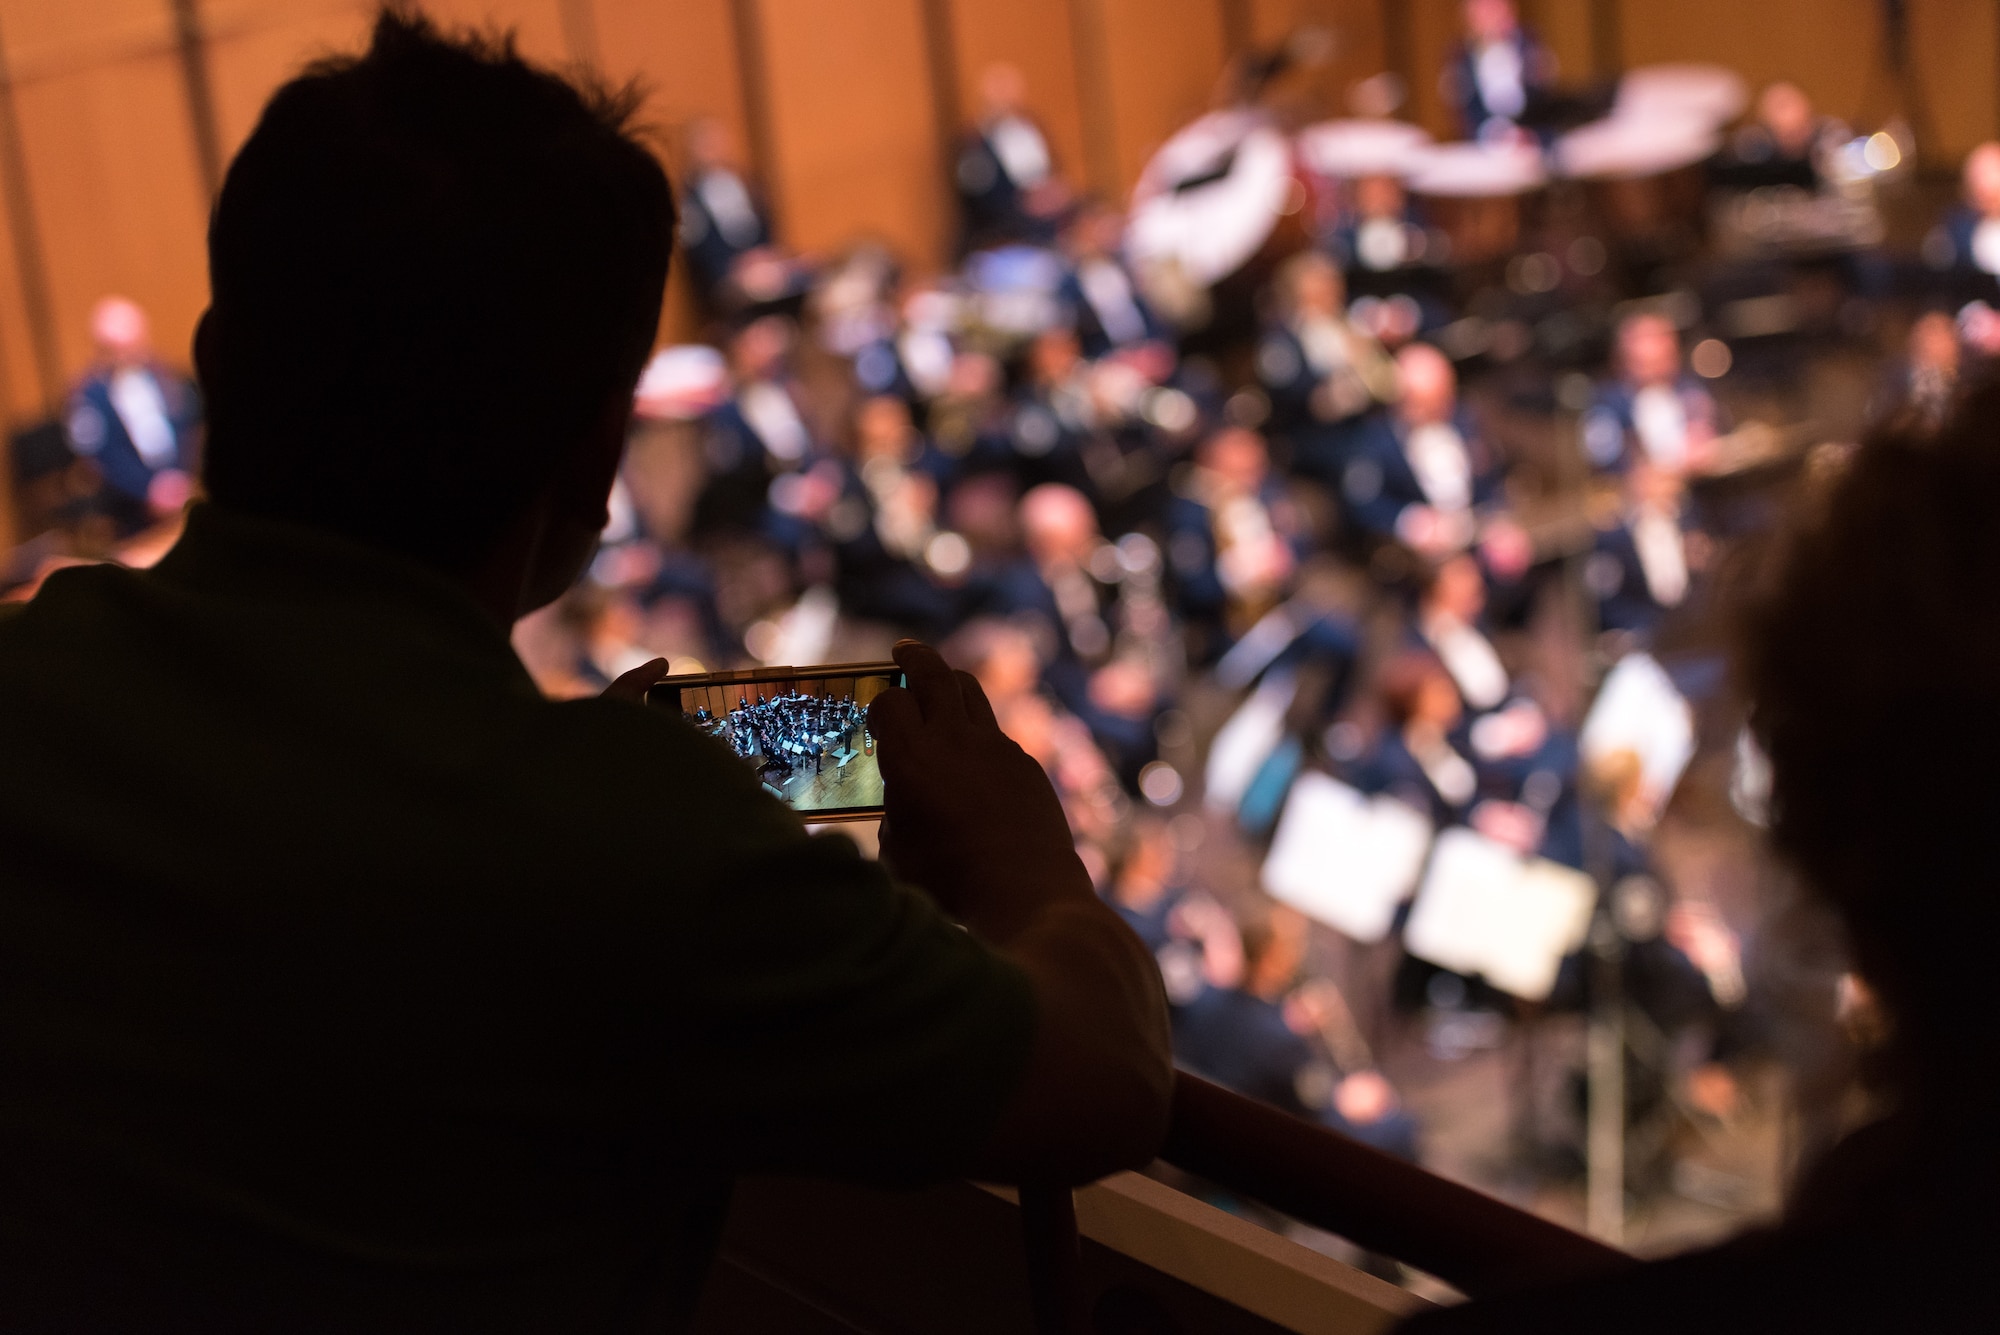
[697,1072,1634,1334]
[1160,1072,1635,1298]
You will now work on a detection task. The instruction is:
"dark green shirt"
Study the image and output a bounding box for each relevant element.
[0,503,1035,1331]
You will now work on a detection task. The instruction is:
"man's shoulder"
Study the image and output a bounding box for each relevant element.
[513,693,805,843]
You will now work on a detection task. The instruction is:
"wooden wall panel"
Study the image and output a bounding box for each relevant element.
[0,0,170,79]
[1246,0,1388,123]
[593,0,744,145]
[11,47,210,383]
[945,0,1089,200]
[1615,0,1877,137]
[1397,0,1461,140]
[1096,0,1228,192]
[0,87,46,424]
[1523,0,1596,87]
[204,1,373,160]
[591,0,745,341]
[414,0,570,65]
[1908,0,2000,164]
[756,0,947,271]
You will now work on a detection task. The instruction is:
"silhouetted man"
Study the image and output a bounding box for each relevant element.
[0,14,1170,1331]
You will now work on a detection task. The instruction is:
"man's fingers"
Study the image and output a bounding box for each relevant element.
[956,669,999,730]
[893,639,965,723]
[602,657,671,704]
[867,687,923,772]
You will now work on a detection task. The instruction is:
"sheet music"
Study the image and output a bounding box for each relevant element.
[1262,771,1434,943]
[1403,827,1597,1001]
[1579,652,1696,823]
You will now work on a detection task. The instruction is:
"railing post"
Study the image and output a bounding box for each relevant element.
[1019,1182,1088,1335]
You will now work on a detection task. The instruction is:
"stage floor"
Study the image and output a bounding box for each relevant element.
[764,744,884,814]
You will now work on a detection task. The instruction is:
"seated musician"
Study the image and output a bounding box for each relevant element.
[1581,311,1723,475]
[1058,200,1172,361]
[1585,455,1704,647]
[1347,649,1479,831]
[1926,142,2000,352]
[693,315,823,540]
[62,296,204,540]
[675,117,803,316]
[977,483,1160,783]
[1341,344,1524,577]
[1175,902,1418,1159]
[827,394,962,637]
[1711,81,1836,192]
[1869,309,1963,433]
[954,62,1072,252]
[1322,173,1450,341]
[1257,252,1398,481]
[1165,426,1310,660]
[1104,816,1233,1031]
[1441,0,1555,144]
[1004,325,1103,499]
[1410,555,1576,862]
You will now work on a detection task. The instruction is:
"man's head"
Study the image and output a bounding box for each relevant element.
[1909,310,1962,374]
[1378,648,1460,730]
[1395,343,1457,427]
[91,296,153,370]
[1062,200,1125,262]
[1019,483,1099,566]
[1275,251,1344,322]
[199,11,672,609]
[1756,81,1815,158]
[1463,0,1518,44]
[685,115,737,173]
[1618,311,1682,388]
[1744,382,2000,1078]
[1197,426,1271,497]
[1355,172,1406,223]
[854,394,915,462]
[1965,141,2000,216]
[1240,902,1309,1001]
[1422,552,1486,624]
[979,63,1027,120]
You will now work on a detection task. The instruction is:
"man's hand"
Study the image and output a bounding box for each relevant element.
[870,639,1173,1184]
[602,658,670,705]
[869,640,1091,936]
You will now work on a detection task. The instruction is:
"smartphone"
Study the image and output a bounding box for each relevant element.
[648,662,905,821]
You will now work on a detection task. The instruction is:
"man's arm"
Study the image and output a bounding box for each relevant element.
[870,641,1174,1185]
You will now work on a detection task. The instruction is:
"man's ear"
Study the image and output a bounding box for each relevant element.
[551,392,634,526]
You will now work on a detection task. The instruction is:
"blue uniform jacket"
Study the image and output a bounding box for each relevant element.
[64,366,201,533]
[1339,408,1502,545]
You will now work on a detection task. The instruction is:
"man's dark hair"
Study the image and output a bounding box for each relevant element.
[201,8,672,567]
[1743,381,2000,1076]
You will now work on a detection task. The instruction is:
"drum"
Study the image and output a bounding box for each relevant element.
[1296,117,1433,181]
[1557,113,1720,242]
[1401,142,1547,268]
[1126,109,1306,291]
[1614,64,1748,129]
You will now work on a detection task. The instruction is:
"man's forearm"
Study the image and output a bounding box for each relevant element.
[970,896,1175,1183]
